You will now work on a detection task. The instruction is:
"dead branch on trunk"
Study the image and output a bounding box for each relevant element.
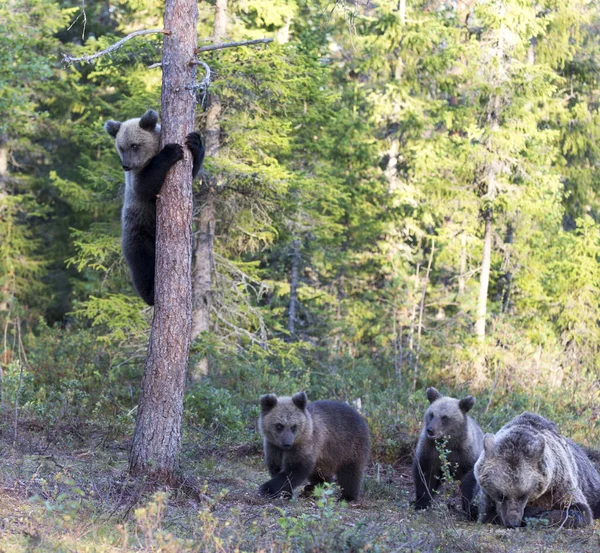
[63,29,170,64]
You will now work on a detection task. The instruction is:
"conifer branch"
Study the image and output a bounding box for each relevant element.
[62,29,170,64]
[195,37,274,53]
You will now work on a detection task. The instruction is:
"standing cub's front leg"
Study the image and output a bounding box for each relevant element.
[259,460,313,499]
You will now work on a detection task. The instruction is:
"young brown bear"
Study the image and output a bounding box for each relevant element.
[475,412,600,528]
[104,110,204,306]
[258,392,370,501]
[413,387,483,515]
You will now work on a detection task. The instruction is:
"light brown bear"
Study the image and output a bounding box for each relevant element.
[475,412,600,528]
[258,392,370,501]
[413,387,483,514]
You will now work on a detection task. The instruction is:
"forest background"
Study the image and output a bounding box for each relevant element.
[2,0,600,551]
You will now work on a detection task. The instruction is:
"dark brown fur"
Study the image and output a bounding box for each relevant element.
[475,412,600,528]
[258,392,370,501]
[413,387,483,516]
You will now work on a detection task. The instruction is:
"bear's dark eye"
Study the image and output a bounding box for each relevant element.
[428,413,434,420]
[130,144,139,151]
[275,423,284,432]
[291,425,297,433]
[441,415,449,422]
[517,494,527,502]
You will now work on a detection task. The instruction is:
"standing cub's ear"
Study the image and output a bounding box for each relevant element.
[260,394,277,413]
[139,109,159,131]
[426,387,442,403]
[104,120,121,138]
[292,391,308,410]
[459,395,475,413]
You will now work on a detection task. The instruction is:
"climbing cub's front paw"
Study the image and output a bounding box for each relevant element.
[185,132,203,153]
[162,143,184,164]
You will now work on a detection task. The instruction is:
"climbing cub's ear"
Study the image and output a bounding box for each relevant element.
[104,120,121,138]
[426,387,442,403]
[483,433,496,454]
[139,109,159,131]
[459,395,475,413]
[260,394,277,413]
[292,391,308,410]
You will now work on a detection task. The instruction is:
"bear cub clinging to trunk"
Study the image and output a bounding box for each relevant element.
[104,109,204,306]
[258,392,370,501]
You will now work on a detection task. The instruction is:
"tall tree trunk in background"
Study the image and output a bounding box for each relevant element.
[458,233,466,296]
[129,0,198,480]
[288,238,301,337]
[475,209,492,341]
[474,5,505,343]
[500,222,514,314]
[213,0,227,40]
[0,135,11,314]
[190,0,226,381]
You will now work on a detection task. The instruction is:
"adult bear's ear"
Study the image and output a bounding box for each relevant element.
[426,387,442,403]
[459,396,475,413]
[292,391,308,410]
[260,394,277,413]
[104,120,121,138]
[139,109,159,131]
[483,433,495,454]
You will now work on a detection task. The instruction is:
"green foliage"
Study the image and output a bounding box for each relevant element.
[2,0,600,486]
[276,483,381,552]
[185,381,246,434]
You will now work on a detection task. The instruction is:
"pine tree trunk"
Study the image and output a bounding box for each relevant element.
[288,238,301,337]
[190,1,226,380]
[0,135,11,314]
[129,0,198,480]
[475,209,492,342]
[458,233,466,296]
[214,0,227,41]
[500,222,514,314]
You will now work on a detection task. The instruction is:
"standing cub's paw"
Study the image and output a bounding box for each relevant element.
[162,143,185,163]
[258,482,275,497]
[258,482,291,499]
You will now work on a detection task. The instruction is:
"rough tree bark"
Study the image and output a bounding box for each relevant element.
[474,5,505,343]
[0,135,11,314]
[287,238,301,337]
[129,0,198,479]
[190,0,226,381]
[475,209,493,342]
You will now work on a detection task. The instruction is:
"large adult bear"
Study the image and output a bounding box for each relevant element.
[104,110,204,305]
[258,392,371,501]
[475,412,600,528]
[413,387,483,516]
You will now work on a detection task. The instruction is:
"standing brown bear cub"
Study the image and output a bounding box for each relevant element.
[258,392,370,501]
[413,387,483,514]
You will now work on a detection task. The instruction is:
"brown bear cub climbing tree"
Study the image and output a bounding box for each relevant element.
[104,110,204,306]
[413,387,484,516]
[258,392,371,501]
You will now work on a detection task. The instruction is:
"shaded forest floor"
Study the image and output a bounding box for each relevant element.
[1,416,600,553]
